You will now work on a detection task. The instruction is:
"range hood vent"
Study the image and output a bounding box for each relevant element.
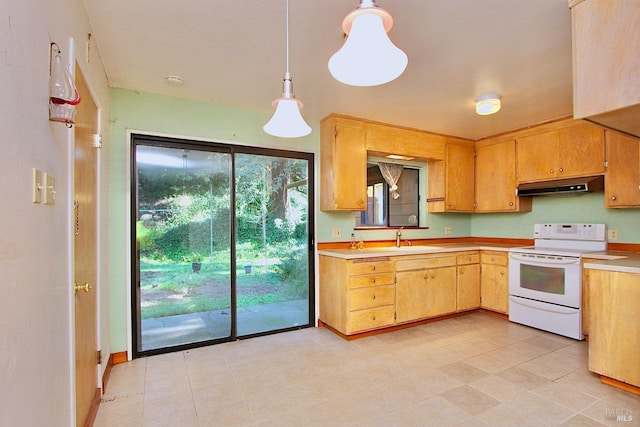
[516,176,604,197]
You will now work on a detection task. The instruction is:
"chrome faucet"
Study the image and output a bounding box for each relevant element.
[396,228,402,248]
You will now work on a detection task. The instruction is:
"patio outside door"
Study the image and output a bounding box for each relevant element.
[132,136,313,356]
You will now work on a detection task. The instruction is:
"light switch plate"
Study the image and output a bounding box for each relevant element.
[43,173,55,205]
[32,168,42,204]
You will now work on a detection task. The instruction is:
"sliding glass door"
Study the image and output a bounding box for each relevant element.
[132,135,313,356]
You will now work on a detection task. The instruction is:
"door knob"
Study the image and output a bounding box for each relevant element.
[74,282,92,294]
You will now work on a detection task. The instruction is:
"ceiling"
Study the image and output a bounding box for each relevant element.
[82,0,574,140]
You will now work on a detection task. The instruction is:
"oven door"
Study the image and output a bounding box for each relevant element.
[508,252,582,308]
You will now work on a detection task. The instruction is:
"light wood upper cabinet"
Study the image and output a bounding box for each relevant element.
[475,139,531,213]
[605,130,640,208]
[570,0,640,138]
[428,141,475,212]
[320,116,367,211]
[516,121,605,183]
[366,122,445,161]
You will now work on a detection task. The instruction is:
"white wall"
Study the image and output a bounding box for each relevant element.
[0,1,110,426]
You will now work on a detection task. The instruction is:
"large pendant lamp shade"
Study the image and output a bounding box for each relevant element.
[263,0,311,138]
[328,0,408,87]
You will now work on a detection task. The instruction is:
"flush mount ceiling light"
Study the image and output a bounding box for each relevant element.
[165,75,184,86]
[475,94,502,115]
[328,0,408,87]
[263,0,311,138]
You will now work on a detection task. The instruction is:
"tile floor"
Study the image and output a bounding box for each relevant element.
[95,312,640,427]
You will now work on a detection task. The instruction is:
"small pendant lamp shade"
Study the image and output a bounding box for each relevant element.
[263,0,311,138]
[263,75,311,138]
[329,1,407,87]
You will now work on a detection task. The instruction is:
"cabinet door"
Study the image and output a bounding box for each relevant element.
[320,117,367,211]
[480,264,508,314]
[457,264,480,311]
[395,270,430,323]
[516,131,557,182]
[605,131,640,208]
[426,266,458,317]
[555,124,605,178]
[476,140,519,211]
[588,270,640,387]
[445,143,475,211]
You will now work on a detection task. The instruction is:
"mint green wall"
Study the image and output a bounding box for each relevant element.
[109,87,640,353]
[471,192,640,241]
[108,88,320,352]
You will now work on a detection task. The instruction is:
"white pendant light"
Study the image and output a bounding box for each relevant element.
[263,0,311,138]
[328,0,408,87]
[475,94,502,115]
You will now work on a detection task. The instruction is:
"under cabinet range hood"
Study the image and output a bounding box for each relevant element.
[516,176,604,197]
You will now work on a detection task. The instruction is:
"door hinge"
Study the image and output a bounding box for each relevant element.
[604,160,608,169]
[97,350,102,365]
[92,133,102,149]
[74,200,80,236]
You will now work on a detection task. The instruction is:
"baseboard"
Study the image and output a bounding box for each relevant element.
[601,375,640,396]
[83,388,101,427]
[112,351,128,364]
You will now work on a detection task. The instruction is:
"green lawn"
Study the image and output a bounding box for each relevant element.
[139,257,306,319]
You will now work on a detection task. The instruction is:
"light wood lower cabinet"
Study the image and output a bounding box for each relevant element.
[457,252,481,311]
[480,251,509,314]
[319,255,395,335]
[320,250,493,335]
[396,255,457,323]
[587,269,640,388]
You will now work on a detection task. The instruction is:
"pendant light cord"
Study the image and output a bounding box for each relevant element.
[285,0,290,76]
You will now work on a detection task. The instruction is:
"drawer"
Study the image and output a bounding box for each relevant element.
[349,285,395,311]
[481,252,507,266]
[349,259,394,276]
[396,255,456,272]
[456,252,480,265]
[347,305,395,333]
[349,272,395,289]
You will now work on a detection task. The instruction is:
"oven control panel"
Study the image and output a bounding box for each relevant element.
[533,223,606,241]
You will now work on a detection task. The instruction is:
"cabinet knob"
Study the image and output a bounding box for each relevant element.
[500,271,505,276]
[359,199,365,206]
[430,274,435,279]
[491,257,495,261]
[509,202,514,206]
[371,315,376,321]
[549,169,554,174]
[460,270,464,275]
[372,294,376,300]
[424,274,429,279]
[371,278,376,284]
[611,196,617,201]
[371,265,376,271]
[558,167,564,173]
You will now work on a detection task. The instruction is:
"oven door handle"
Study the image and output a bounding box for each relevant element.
[509,253,581,265]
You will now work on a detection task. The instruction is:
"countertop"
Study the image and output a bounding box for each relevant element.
[584,251,640,274]
[319,243,640,274]
[318,242,516,260]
